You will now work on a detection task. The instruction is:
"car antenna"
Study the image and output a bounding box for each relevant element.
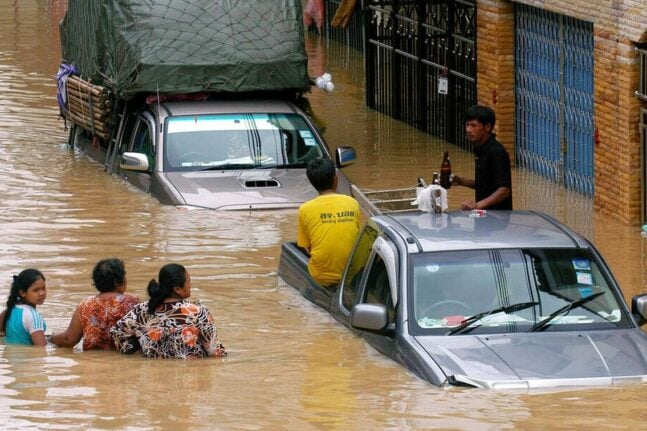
[156,84,161,116]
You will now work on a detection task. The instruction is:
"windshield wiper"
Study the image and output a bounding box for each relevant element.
[528,291,605,332]
[273,162,307,169]
[446,301,539,335]
[200,164,255,171]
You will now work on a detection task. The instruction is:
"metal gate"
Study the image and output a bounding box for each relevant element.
[365,0,476,149]
[515,5,595,196]
[642,108,647,224]
[638,47,647,224]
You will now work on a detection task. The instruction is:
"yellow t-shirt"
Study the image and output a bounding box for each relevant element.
[297,193,361,286]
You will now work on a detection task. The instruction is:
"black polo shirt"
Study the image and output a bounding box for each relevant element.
[474,134,513,210]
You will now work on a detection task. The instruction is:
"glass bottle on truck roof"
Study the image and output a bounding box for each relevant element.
[439,151,452,189]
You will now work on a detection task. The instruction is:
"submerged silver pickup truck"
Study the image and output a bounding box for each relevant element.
[59,0,356,211]
[70,98,357,210]
[278,185,647,389]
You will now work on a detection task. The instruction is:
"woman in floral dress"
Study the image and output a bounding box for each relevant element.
[111,263,226,359]
[51,258,139,350]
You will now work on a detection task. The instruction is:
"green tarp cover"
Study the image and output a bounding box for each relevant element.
[60,0,310,99]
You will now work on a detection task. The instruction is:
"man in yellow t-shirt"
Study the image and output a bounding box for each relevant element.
[297,158,360,287]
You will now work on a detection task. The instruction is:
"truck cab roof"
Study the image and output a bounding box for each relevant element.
[155,99,303,118]
[373,210,590,253]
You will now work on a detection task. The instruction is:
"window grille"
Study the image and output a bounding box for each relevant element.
[637,46,647,102]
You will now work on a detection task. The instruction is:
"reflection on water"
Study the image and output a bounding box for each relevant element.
[0,1,646,429]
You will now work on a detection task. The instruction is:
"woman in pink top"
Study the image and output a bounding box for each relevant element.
[51,258,138,350]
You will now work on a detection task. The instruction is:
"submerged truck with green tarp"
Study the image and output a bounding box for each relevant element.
[59,0,310,99]
[56,0,357,210]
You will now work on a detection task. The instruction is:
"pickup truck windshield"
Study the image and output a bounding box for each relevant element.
[408,248,629,335]
[163,113,324,171]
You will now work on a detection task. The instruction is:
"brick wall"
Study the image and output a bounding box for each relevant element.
[476,0,515,163]
[477,0,647,224]
[594,39,643,222]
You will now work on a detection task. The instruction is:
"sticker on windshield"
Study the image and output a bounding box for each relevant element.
[299,130,317,146]
[578,286,593,298]
[576,272,593,285]
[572,258,591,271]
[425,264,440,273]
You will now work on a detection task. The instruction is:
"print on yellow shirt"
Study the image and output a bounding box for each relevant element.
[297,194,360,286]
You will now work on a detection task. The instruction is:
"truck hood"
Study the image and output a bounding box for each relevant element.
[163,169,317,210]
[415,331,647,389]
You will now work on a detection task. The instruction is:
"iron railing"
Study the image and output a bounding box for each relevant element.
[365,0,477,150]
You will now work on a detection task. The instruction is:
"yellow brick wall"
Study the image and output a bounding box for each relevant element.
[477,0,647,224]
[593,38,643,223]
[476,0,515,163]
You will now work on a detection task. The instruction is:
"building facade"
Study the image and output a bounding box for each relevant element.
[478,0,647,224]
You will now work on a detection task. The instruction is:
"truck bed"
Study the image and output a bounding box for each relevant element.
[277,242,335,312]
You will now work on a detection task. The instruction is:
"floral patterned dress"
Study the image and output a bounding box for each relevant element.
[79,293,139,350]
[110,299,226,358]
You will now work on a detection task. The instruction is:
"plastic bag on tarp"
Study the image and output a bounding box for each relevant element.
[415,185,448,213]
[60,0,310,99]
[55,63,78,115]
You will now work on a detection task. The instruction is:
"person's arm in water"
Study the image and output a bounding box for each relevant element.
[30,329,47,346]
[23,308,48,346]
[199,306,227,358]
[50,307,83,348]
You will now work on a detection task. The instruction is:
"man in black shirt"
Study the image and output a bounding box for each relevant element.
[452,105,513,210]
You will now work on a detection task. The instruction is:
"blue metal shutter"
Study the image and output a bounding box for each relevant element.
[515,5,594,196]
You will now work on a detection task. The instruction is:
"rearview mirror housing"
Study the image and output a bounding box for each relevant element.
[631,293,647,326]
[336,146,357,168]
[351,303,394,336]
[120,152,150,172]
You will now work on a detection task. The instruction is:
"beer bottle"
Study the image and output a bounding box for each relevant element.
[439,151,452,189]
[430,172,442,213]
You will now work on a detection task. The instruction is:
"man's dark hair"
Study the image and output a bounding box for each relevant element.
[466,105,496,129]
[306,158,336,192]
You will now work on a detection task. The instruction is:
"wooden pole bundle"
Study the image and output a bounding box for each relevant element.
[63,75,114,139]
[67,75,107,98]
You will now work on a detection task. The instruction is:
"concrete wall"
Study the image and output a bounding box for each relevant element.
[477,0,647,224]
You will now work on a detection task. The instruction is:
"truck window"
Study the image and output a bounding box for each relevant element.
[362,255,396,323]
[118,113,138,154]
[131,120,154,169]
[163,113,325,171]
[410,248,628,334]
[341,226,377,311]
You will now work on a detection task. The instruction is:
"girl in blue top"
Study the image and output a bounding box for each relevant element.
[1,269,48,346]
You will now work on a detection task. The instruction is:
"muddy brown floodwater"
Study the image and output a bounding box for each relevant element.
[0,2,645,430]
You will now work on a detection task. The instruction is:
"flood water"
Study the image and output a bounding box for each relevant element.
[0,1,646,430]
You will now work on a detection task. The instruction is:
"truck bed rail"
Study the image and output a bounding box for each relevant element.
[351,183,420,216]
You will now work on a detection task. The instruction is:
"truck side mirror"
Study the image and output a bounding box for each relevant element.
[350,303,395,337]
[336,146,357,168]
[120,152,150,172]
[631,293,647,326]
